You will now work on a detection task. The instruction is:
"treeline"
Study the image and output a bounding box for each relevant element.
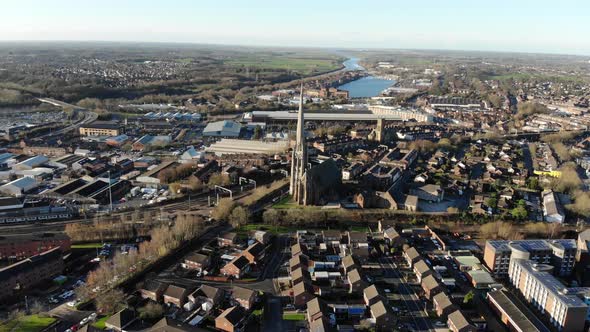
[76,213,205,313]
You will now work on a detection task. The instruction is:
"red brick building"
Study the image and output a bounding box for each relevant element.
[0,248,64,301]
[0,233,70,261]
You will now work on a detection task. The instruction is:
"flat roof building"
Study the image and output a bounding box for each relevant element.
[203,120,242,138]
[508,259,587,332]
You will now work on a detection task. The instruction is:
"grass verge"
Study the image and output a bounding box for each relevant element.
[0,314,56,332]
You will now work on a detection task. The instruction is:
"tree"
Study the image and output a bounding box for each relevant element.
[262,209,280,225]
[229,206,250,228]
[95,289,125,314]
[208,173,231,188]
[511,206,528,220]
[211,198,235,221]
[138,302,164,320]
[463,290,474,304]
[253,125,262,139]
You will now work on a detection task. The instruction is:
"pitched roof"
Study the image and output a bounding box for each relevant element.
[363,285,383,304]
[348,268,363,284]
[185,253,209,264]
[291,267,311,282]
[370,300,391,318]
[245,242,265,257]
[306,297,329,320]
[293,281,314,296]
[421,274,441,291]
[190,284,223,301]
[341,255,357,270]
[232,286,256,301]
[448,310,472,330]
[309,316,334,332]
[433,292,454,311]
[383,227,399,239]
[149,317,205,332]
[142,280,168,294]
[164,285,189,299]
[106,308,136,329]
[227,255,249,270]
[414,259,431,275]
[216,306,246,325]
[404,247,421,261]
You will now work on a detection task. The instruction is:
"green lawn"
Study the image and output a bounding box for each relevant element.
[226,55,341,75]
[71,243,104,249]
[272,196,320,210]
[0,314,56,332]
[282,313,306,321]
[236,224,298,235]
[92,316,110,329]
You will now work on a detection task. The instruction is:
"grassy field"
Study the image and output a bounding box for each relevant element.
[226,54,342,75]
[71,243,103,249]
[92,316,109,329]
[236,224,298,235]
[0,315,56,332]
[282,313,306,321]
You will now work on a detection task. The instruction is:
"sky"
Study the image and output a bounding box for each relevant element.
[1,0,590,55]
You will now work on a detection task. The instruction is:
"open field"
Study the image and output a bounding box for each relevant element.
[0,315,56,332]
[226,53,343,75]
[71,243,103,249]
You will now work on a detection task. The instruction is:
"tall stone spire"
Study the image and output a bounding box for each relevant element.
[290,82,308,204]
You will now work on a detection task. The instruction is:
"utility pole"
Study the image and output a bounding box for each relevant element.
[108,171,113,213]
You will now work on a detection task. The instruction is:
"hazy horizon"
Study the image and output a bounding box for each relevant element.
[2,0,590,56]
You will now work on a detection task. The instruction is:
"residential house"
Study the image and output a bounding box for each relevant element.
[307,297,329,324]
[188,285,224,308]
[183,253,210,271]
[139,280,168,303]
[364,285,384,306]
[347,231,368,248]
[292,267,311,285]
[253,230,271,245]
[232,286,257,310]
[163,285,190,308]
[421,275,443,300]
[220,256,250,279]
[403,247,421,267]
[347,268,364,293]
[341,255,358,273]
[433,292,456,318]
[242,242,265,264]
[105,308,136,332]
[289,254,310,272]
[322,230,342,246]
[413,259,432,282]
[218,232,237,247]
[448,310,477,332]
[370,300,396,331]
[293,281,315,307]
[215,306,246,332]
[383,227,402,247]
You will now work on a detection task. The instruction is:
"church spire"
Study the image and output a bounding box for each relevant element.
[290,81,308,203]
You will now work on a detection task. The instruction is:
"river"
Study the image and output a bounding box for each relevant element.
[338,57,394,98]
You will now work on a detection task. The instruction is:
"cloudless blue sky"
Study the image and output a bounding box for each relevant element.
[2,0,590,55]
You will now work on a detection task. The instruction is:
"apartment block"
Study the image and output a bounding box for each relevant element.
[508,259,587,332]
[484,239,576,278]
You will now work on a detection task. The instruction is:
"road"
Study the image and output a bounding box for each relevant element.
[262,296,284,332]
[259,235,290,281]
[37,97,98,138]
[380,257,433,332]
